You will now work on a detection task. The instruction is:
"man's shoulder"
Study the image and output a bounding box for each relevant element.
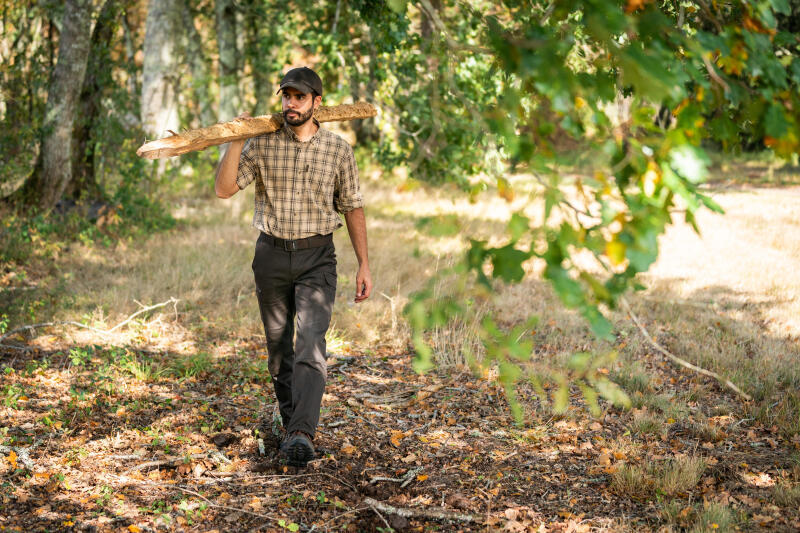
[318,128,354,153]
[244,131,278,148]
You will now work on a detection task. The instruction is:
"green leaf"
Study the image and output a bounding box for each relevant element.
[544,265,585,308]
[578,381,601,418]
[593,378,631,409]
[579,271,612,303]
[507,212,530,242]
[668,145,709,184]
[544,187,561,220]
[618,46,680,102]
[580,305,614,341]
[697,192,724,214]
[415,214,461,236]
[490,244,530,282]
[765,103,789,138]
[386,0,408,14]
[768,0,791,14]
[553,382,569,414]
[567,351,592,372]
[411,335,434,374]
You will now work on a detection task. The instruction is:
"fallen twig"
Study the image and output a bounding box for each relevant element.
[317,505,370,530]
[0,437,47,471]
[0,343,35,352]
[370,466,423,487]
[108,297,179,332]
[620,297,752,401]
[362,497,480,523]
[125,449,227,472]
[110,475,281,521]
[0,445,36,471]
[0,297,179,344]
[367,501,394,530]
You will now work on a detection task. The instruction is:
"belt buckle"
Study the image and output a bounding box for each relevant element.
[284,239,297,251]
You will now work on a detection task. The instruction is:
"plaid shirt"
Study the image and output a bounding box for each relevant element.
[235,119,364,239]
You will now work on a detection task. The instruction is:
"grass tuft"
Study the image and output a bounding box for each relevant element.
[773,481,800,507]
[629,414,663,438]
[691,502,736,533]
[612,455,707,500]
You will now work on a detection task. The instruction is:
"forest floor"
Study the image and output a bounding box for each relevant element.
[2,163,800,532]
[0,338,799,532]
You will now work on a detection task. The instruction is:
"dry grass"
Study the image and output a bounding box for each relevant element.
[773,481,800,507]
[612,455,707,500]
[9,165,800,433]
[660,500,738,533]
[629,412,663,438]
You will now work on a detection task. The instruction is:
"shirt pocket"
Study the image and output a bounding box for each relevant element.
[306,163,336,207]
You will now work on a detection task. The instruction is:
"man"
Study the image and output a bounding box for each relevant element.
[214,66,372,467]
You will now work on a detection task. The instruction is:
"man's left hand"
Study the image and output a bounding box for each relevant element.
[354,264,372,303]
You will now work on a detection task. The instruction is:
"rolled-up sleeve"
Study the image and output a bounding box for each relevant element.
[235,137,260,190]
[333,145,364,213]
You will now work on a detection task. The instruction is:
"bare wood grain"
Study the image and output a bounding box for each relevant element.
[136,102,377,159]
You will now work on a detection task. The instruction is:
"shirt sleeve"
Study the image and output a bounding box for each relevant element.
[235,137,260,190]
[333,144,364,213]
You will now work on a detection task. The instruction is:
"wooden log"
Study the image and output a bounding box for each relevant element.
[136,102,377,159]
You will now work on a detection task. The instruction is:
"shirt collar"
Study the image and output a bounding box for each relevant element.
[282,117,321,144]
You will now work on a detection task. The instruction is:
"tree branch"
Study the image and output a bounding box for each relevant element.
[0,297,179,343]
[362,497,480,523]
[620,297,752,401]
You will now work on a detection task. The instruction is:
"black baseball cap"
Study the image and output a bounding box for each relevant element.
[277,67,323,97]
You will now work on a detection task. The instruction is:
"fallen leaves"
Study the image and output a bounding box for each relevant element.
[2,339,799,533]
[7,450,18,469]
[389,430,407,447]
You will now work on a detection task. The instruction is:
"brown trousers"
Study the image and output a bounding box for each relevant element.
[252,232,337,439]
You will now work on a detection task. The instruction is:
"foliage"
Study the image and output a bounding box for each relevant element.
[392,0,800,419]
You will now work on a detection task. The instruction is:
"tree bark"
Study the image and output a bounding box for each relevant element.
[121,9,140,99]
[180,0,215,129]
[243,0,273,116]
[69,0,120,201]
[356,31,380,145]
[136,103,377,159]
[216,0,240,122]
[25,0,99,210]
[141,0,182,140]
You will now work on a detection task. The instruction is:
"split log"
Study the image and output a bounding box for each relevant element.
[136,102,377,159]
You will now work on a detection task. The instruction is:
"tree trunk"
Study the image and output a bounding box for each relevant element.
[358,31,380,144]
[69,0,120,201]
[121,9,140,99]
[243,0,273,116]
[216,0,240,122]
[180,0,215,129]
[24,0,99,210]
[141,0,182,140]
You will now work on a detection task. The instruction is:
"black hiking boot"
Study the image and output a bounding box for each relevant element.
[279,431,315,467]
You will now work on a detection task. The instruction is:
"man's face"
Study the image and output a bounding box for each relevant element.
[282,87,320,126]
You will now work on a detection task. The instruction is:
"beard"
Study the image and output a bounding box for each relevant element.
[283,106,314,126]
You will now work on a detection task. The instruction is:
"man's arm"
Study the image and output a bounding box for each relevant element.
[214,140,245,198]
[343,207,372,303]
[215,111,252,199]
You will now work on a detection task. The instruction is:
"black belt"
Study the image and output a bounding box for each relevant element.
[259,232,332,251]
